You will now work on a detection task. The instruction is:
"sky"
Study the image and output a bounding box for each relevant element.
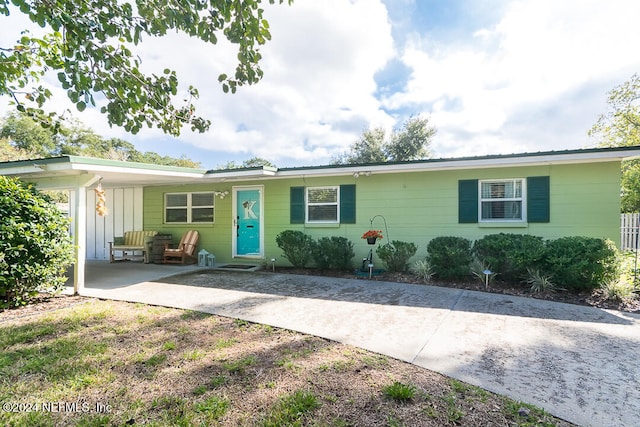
[2,0,640,168]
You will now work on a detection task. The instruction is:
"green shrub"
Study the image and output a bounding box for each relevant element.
[523,268,559,293]
[470,256,496,288]
[426,236,473,279]
[376,241,417,272]
[409,259,434,282]
[472,233,545,282]
[0,176,75,307]
[275,230,314,268]
[544,236,620,290]
[600,279,637,303]
[311,236,355,270]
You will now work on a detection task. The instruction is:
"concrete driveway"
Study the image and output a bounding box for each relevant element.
[78,263,640,427]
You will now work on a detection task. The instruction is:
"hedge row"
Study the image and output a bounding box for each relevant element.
[427,233,620,291]
[276,230,620,291]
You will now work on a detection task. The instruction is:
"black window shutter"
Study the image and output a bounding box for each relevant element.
[527,176,550,223]
[290,187,305,224]
[340,184,356,224]
[458,179,478,223]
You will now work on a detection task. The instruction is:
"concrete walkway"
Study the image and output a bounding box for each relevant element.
[77,263,640,427]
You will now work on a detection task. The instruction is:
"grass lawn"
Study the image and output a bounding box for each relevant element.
[0,298,575,426]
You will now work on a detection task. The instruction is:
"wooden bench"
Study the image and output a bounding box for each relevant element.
[109,231,158,263]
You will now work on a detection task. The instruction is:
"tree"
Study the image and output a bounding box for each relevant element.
[0,0,291,136]
[0,112,58,157]
[333,116,436,164]
[590,73,640,148]
[216,156,276,169]
[0,176,75,307]
[0,137,34,161]
[0,112,201,167]
[589,74,640,212]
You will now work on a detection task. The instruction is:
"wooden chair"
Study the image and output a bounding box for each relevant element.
[163,230,199,264]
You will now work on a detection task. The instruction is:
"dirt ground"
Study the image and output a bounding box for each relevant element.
[1,297,576,426]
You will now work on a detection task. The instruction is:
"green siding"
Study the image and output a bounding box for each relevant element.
[143,161,622,266]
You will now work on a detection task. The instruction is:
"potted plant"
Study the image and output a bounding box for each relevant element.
[362,230,384,245]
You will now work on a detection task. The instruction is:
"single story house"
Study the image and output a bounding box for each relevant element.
[2,145,640,293]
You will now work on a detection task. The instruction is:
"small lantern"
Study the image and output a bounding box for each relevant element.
[483,269,493,289]
[198,249,210,267]
[206,253,216,267]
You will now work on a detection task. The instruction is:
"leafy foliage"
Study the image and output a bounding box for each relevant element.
[472,233,545,282]
[0,176,74,307]
[589,73,640,212]
[524,268,559,293]
[311,236,355,270]
[275,230,314,268]
[544,237,620,291]
[0,113,201,167]
[216,156,276,170]
[409,259,434,282]
[0,0,291,136]
[376,240,418,273]
[426,236,473,280]
[333,116,436,164]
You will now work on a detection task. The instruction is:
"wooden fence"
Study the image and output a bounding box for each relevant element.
[621,213,640,250]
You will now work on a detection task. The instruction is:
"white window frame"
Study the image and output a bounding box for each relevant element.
[306,186,340,224]
[164,192,215,224]
[478,179,526,222]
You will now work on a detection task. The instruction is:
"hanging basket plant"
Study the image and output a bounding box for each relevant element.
[362,230,383,244]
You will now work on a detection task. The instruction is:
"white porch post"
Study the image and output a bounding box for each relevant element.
[67,174,101,295]
[73,184,87,295]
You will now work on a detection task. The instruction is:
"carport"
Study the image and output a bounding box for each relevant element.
[0,156,208,294]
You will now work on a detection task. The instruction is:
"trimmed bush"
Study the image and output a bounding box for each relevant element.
[376,240,417,272]
[426,236,473,280]
[311,236,355,270]
[0,176,74,307]
[472,233,545,282]
[275,230,314,268]
[544,236,620,290]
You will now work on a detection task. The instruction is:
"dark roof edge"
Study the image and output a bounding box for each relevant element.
[277,145,640,172]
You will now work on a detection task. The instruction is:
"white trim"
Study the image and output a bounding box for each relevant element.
[305,186,340,224]
[478,178,527,223]
[164,191,215,224]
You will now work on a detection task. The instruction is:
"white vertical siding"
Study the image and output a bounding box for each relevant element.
[70,186,145,260]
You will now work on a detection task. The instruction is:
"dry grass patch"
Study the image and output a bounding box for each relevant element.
[0,299,575,426]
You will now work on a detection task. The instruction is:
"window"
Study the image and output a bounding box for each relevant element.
[458,176,549,224]
[165,192,214,224]
[480,179,524,221]
[290,185,356,224]
[306,186,339,223]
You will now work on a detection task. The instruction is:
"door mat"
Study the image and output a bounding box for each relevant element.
[218,264,258,269]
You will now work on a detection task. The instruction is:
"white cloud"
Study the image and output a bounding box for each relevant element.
[2,0,640,165]
[0,0,396,165]
[385,0,640,157]
[122,0,398,163]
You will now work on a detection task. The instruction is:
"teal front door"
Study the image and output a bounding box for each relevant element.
[234,187,262,257]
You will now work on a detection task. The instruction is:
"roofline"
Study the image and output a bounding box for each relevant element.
[2,146,639,182]
[0,155,208,178]
[270,145,640,178]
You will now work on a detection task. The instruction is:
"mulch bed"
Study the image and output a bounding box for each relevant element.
[270,267,640,314]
